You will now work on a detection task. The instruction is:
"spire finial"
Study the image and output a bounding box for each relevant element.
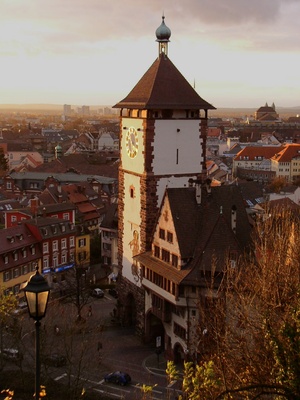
[155,15,171,57]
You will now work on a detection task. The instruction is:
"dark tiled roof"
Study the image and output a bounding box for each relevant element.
[236,181,265,206]
[138,185,252,287]
[114,54,215,110]
[101,203,118,230]
[0,224,39,254]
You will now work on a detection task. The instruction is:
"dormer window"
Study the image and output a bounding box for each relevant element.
[7,236,14,243]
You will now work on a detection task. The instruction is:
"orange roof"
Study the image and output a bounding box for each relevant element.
[234,146,283,161]
[271,144,300,162]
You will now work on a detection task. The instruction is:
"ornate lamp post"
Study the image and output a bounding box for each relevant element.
[23,266,50,400]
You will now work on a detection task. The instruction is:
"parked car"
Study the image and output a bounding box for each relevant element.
[0,348,23,362]
[42,353,67,367]
[108,288,118,298]
[104,371,131,386]
[91,288,104,298]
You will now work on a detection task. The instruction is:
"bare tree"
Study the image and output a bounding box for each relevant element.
[181,207,300,399]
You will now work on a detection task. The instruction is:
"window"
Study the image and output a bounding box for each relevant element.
[53,240,58,252]
[22,265,28,275]
[14,268,19,278]
[43,258,49,269]
[61,253,67,264]
[61,238,67,249]
[43,242,49,254]
[63,213,69,220]
[70,236,75,247]
[172,254,178,267]
[154,245,160,258]
[162,249,170,263]
[159,228,165,240]
[4,255,8,264]
[6,181,12,190]
[14,252,18,261]
[11,216,17,222]
[53,256,58,268]
[167,231,173,243]
[79,238,86,247]
[79,251,86,261]
[4,271,10,282]
[31,246,36,255]
[174,322,186,340]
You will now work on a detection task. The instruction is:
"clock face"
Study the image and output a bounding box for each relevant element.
[125,127,139,158]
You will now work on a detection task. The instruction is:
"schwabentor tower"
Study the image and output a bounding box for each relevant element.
[114,16,215,332]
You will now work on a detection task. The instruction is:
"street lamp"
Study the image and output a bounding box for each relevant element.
[23,266,50,400]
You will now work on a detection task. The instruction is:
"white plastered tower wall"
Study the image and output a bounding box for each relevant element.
[120,116,204,285]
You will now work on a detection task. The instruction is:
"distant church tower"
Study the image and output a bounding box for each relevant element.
[55,143,63,159]
[114,16,215,334]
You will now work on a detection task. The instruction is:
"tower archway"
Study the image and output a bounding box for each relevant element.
[145,311,165,347]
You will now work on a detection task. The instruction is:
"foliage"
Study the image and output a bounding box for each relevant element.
[139,383,158,399]
[166,360,180,384]
[267,176,287,193]
[182,361,221,400]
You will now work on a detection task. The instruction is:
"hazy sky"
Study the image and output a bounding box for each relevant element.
[1,0,299,108]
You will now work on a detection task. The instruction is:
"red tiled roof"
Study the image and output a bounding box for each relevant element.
[271,144,300,162]
[77,203,96,213]
[234,146,284,161]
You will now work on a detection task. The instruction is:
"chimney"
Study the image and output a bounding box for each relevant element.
[231,205,237,234]
[29,197,39,217]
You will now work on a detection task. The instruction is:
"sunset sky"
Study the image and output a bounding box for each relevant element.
[0,0,299,109]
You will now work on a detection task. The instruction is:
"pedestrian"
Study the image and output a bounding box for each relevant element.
[88,305,92,317]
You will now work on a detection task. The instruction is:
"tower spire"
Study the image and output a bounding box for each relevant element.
[155,15,171,57]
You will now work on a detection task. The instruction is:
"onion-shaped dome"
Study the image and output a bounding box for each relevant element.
[155,15,171,42]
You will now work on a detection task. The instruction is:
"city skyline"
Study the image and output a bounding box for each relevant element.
[1,0,299,109]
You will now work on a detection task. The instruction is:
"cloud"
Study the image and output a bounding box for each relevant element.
[1,0,299,55]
